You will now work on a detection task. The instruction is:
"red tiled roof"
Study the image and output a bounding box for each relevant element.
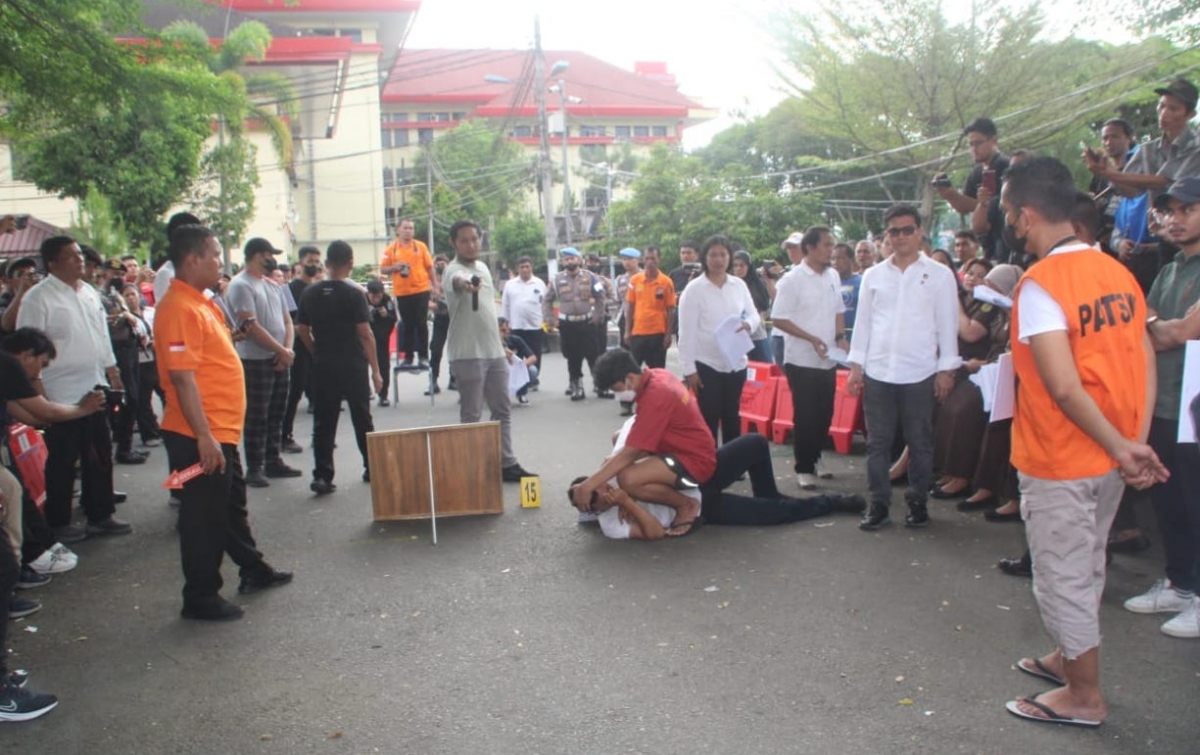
[0,217,63,258]
[382,49,705,119]
[218,0,420,13]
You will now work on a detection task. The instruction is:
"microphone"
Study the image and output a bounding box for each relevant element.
[470,275,481,311]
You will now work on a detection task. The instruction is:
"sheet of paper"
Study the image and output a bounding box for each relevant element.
[989,353,1015,422]
[508,358,530,396]
[969,362,999,413]
[826,346,851,366]
[1177,341,1200,442]
[715,315,755,372]
[972,285,1013,310]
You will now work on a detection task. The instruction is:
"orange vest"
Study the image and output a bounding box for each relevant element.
[1010,248,1147,480]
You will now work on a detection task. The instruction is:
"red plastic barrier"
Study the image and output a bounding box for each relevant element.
[9,423,47,510]
[739,365,780,438]
[828,369,866,454]
[771,377,794,444]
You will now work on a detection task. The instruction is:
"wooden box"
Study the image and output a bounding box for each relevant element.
[366,422,504,521]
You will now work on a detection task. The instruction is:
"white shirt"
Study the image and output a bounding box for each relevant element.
[1015,244,1091,343]
[677,274,761,375]
[771,260,845,369]
[847,252,961,383]
[16,275,117,403]
[500,275,547,330]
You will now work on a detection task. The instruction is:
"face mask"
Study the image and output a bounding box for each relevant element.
[262,257,278,273]
[1001,216,1027,259]
[303,264,320,277]
[614,389,636,403]
[565,260,578,269]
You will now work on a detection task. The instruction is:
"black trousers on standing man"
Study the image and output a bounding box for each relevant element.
[311,361,374,484]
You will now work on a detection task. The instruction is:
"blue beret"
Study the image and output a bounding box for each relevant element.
[618,247,641,259]
[560,247,580,257]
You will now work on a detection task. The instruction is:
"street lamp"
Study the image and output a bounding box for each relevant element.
[548,76,582,245]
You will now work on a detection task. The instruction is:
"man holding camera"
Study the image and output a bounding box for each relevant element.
[380,218,439,371]
[623,247,676,370]
[443,220,534,484]
[16,237,131,541]
[933,117,1011,261]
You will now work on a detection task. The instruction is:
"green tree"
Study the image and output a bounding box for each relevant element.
[492,212,545,265]
[69,186,139,261]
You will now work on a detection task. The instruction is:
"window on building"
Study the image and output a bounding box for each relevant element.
[633,126,650,137]
[512,125,533,138]
[393,129,410,147]
[580,125,606,137]
[381,129,393,149]
[452,112,466,121]
[418,128,433,144]
[652,126,668,137]
[615,126,631,138]
[383,167,394,189]
[417,112,434,122]
[339,29,363,43]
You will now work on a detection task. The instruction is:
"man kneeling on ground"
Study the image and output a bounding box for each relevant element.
[570,418,865,540]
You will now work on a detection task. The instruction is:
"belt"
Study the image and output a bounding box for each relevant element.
[561,315,592,323]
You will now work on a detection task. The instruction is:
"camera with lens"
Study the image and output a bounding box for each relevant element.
[399,263,411,278]
[94,384,124,417]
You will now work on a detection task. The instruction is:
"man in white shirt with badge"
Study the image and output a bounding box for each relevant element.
[847,204,960,531]
[771,225,847,490]
[500,255,547,389]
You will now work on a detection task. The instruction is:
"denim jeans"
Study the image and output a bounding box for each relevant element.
[863,375,935,508]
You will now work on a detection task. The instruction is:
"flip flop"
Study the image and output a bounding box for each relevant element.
[1015,658,1065,686]
[666,516,705,538]
[1005,694,1102,728]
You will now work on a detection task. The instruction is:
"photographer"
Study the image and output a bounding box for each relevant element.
[933,117,1011,261]
[380,218,439,371]
[0,257,40,335]
[98,257,147,465]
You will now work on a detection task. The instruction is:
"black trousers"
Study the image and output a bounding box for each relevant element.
[396,291,431,362]
[784,364,837,473]
[429,313,450,384]
[242,358,290,471]
[163,432,267,604]
[695,361,747,446]
[282,346,312,442]
[374,334,391,399]
[560,320,598,382]
[311,360,374,483]
[1149,417,1200,593]
[111,344,139,453]
[630,333,667,369]
[18,477,54,566]
[699,434,833,524]
[0,511,16,675]
[512,328,544,381]
[135,360,162,442]
[44,413,115,527]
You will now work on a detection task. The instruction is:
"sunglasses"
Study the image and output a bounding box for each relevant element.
[885,225,919,237]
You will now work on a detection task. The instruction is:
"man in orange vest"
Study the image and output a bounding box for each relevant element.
[1001,157,1167,728]
[380,219,440,371]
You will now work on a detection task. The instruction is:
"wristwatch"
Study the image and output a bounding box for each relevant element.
[1146,315,1160,327]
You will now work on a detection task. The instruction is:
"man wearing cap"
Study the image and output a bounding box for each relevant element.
[282,245,322,452]
[0,257,39,334]
[500,255,547,388]
[380,218,439,371]
[225,238,301,488]
[544,247,607,401]
[17,237,130,542]
[1122,177,1200,641]
[623,247,676,372]
[365,278,398,406]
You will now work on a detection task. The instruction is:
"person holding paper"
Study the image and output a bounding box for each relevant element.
[155,224,292,622]
[498,317,537,405]
[999,157,1165,728]
[771,225,847,490]
[677,236,760,445]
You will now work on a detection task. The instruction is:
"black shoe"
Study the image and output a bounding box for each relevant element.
[113,490,128,504]
[245,469,270,488]
[378,397,390,407]
[16,568,51,590]
[424,385,441,396]
[904,500,930,528]
[1107,533,1152,554]
[85,517,132,536]
[998,554,1032,578]
[51,524,87,544]
[264,462,302,479]
[596,389,614,399]
[619,402,634,417]
[238,567,293,595]
[7,669,28,688]
[0,679,58,722]
[929,483,972,500]
[956,496,997,512]
[859,504,890,530]
[502,463,534,483]
[362,469,370,483]
[310,478,336,496]
[115,450,147,465]
[517,394,530,405]
[447,379,457,391]
[564,383,575,396]
[181,597,244,622]
[141,436,162,448]
[571,384,586,401]
[829,494,867,514]
[984,508,1021,523]
[8,596,41,619]
[282,438,303,454]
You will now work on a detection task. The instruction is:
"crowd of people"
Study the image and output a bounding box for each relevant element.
[1,79,1199,732]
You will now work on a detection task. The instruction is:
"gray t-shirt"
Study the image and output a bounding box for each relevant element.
[226,271,289,360]
[442,259,504,361]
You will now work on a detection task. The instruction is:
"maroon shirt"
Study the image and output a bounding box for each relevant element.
[626,368,717,483]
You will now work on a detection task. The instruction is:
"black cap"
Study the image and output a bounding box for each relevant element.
[243,237,281,259]
[1155,79,1198,111]
[80,245,103,266]
[1154,176,1200,209]
[366,278,384,294]
[5,256,35,277]
[101,258,125,273]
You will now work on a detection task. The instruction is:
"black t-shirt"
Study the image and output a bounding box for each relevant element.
[287,278,309,317]
[0,351,38,419]
[297,280,370,366]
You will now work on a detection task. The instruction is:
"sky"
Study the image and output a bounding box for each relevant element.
[403,0,1110,151]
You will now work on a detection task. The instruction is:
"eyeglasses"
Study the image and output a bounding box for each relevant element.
[885,225,919,237]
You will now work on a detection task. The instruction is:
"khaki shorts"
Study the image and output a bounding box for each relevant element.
[1019,469,1123,659]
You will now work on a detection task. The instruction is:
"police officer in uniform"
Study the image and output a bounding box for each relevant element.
[587,253,616,390]
[544,248,606,401]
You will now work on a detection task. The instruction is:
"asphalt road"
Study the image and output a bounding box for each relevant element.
[1,350,1196,754]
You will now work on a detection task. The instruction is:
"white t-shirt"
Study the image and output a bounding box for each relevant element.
[770,260,845,369]
[596,417,702,540]
[1015,244,1090,343]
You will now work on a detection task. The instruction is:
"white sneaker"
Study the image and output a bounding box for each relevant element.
[815,462,833,480]
[1124,578,1193,614]
[1161,597,1200,639]
[49,543,78,568]
[797,473,820,490]
[29,544,76,575]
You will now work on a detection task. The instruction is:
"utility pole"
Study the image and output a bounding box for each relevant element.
[425,142,435,257]
[558,83,572,246]
[533,19,557,259]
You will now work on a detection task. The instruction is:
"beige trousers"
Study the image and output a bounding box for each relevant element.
[0,466,24,554]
